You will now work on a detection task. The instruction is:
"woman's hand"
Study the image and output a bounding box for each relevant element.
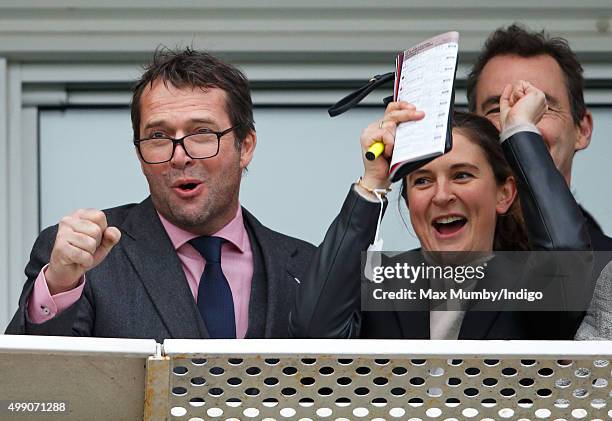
[499,80,548,130]
[360,101,425,190]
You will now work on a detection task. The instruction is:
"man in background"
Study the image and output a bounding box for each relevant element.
[466,24,612,338]
[6,48,315,341]
[467,24,612,250]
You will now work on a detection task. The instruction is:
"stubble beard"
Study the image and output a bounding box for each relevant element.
[152,166,242,235]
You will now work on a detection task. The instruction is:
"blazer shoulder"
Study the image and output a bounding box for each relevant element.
[581,207,612,251]
[242,207,315,255]
[101,202,142,227]
[281,234,316,261]
[271,229,316,254]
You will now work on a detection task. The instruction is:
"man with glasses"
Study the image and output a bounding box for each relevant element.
[7,48,315,341]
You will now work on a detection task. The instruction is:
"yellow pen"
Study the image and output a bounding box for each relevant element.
[365,141,384,161]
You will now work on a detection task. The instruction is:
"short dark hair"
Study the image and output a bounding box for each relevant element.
[131,47,255,145]
[466,24,586,125]
[401,111,529,251]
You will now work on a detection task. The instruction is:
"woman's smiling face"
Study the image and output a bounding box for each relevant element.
[406,130,516,252]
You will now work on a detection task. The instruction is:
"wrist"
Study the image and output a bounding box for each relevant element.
[500,121,540,143]
[502,115,532,130]
[356,176,392,201]
[45,266,81,295]
[361,174,391,190]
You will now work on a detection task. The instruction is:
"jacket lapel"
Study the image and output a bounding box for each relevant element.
[243,209,298,338]
[391,252,430,339]
[243,225,267,338]
[118,197,206,339]
[395,310,430,339]
[459,255,515,339]
[459,311,499,339]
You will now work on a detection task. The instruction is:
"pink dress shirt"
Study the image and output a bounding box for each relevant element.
[27,206,254,339]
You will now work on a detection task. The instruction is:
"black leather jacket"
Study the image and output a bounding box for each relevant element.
[290,131,593,339]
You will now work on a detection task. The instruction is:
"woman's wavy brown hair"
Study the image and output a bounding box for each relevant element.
[400,111,530,251]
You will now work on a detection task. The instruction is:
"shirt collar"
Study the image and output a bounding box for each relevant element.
[157,205,248,253]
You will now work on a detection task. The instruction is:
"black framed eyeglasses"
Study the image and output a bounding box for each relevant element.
[133,126,238,164]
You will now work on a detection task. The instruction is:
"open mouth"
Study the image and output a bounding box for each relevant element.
[432,216,467,235]
[178,182,199,191]
[172,180,203,197]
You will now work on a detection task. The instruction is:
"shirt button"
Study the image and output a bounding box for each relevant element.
[41,306,50,315]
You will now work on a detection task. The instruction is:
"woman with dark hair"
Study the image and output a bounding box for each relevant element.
[291,81,591,340]
[398,111,529,252]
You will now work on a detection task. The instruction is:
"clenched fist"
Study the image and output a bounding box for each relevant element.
[499,80,548,130]
[45,209,121,295]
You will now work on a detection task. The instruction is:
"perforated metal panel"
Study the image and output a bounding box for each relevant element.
[163,340,612,421]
